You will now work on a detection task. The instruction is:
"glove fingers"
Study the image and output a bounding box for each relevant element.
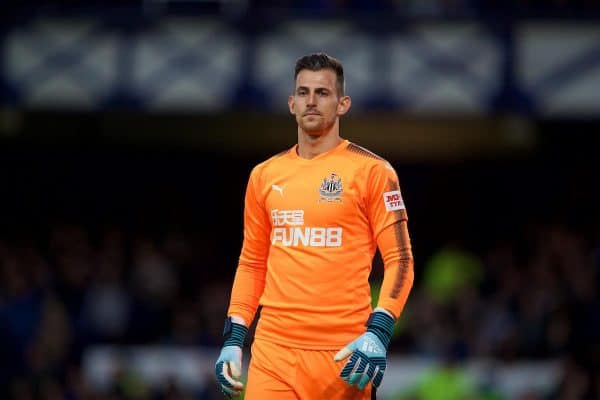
[221,385,238,398]
[337,323,390,391]
[340,352,360,380]
[215,361,244,392]
[339,346,388,389]
[372,366,385,388]
[228,360,242,379]
[347,358,366,385]
[215,361,233,388]
[357,363,375,390]
[226,363,245,390]
[220,380,242,398]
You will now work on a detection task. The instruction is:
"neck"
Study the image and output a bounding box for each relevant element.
[297,125,342,160]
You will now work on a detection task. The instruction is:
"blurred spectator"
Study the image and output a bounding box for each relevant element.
[422,242,483,305]
[132,238,178,305]
[548,355,593,400]
[80,250,131,342]
[390,345,479,399]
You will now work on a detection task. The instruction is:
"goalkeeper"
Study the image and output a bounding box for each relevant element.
[215,53,414,400]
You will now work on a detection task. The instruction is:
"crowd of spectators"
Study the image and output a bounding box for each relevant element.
[0,225,227,400]
[1,216,597,399]
[1,125,598,399]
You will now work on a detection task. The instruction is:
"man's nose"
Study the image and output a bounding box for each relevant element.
[307,92,317,106]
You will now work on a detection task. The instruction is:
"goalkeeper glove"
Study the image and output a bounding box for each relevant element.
[334,311,395,390]
[215,318,248,398]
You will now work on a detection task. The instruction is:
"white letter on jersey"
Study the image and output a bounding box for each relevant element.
[272,227,343,247]
[326,228,342,247]
[292,227,310,246]
[271,209,304,226]
[309,228,326,247]
[272,228,285,244]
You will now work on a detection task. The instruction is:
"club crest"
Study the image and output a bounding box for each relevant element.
[319,173,343,202]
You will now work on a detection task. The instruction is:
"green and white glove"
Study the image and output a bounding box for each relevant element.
[334,311,395,390]
[215,318,247,398]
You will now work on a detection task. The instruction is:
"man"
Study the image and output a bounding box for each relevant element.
[215,53,414,399]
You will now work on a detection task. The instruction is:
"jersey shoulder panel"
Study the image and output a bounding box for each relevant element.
[251,147,293,177]
[343,142,393,169]
[345,142,385,161]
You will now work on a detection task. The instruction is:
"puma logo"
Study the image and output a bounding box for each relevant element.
[272,184,287,196]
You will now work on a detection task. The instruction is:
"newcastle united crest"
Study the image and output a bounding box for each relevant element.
[319,173,343,202]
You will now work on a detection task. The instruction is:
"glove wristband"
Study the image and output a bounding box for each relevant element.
[365,311,395,349]
[222,317,248,347]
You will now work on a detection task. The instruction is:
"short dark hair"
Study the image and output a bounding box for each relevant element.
[294,53,345,96]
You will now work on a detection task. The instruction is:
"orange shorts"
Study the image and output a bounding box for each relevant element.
[244,338,374,400]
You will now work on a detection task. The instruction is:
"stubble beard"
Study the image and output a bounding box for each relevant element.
[298,115,335,137]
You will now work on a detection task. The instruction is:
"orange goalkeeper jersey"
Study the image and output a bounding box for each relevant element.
[228,139,411,350]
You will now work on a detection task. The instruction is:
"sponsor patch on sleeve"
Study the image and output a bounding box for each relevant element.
[383,190,405,211]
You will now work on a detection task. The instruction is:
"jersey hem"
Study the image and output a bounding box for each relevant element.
[253,332,355,351]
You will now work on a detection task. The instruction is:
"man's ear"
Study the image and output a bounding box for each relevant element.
[337,95,352,116]
[288,95,295,115]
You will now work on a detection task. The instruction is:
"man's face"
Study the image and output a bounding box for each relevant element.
[288,69,349,135]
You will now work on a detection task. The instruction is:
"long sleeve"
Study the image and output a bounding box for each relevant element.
[376,220,414,318]
[227,167,271,325]
[363,159,414,319]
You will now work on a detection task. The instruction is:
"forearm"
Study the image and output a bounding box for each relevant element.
[376,220,414,318]
[227,261,266,326]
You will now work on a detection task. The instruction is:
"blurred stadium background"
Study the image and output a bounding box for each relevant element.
[1,1,599,399]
